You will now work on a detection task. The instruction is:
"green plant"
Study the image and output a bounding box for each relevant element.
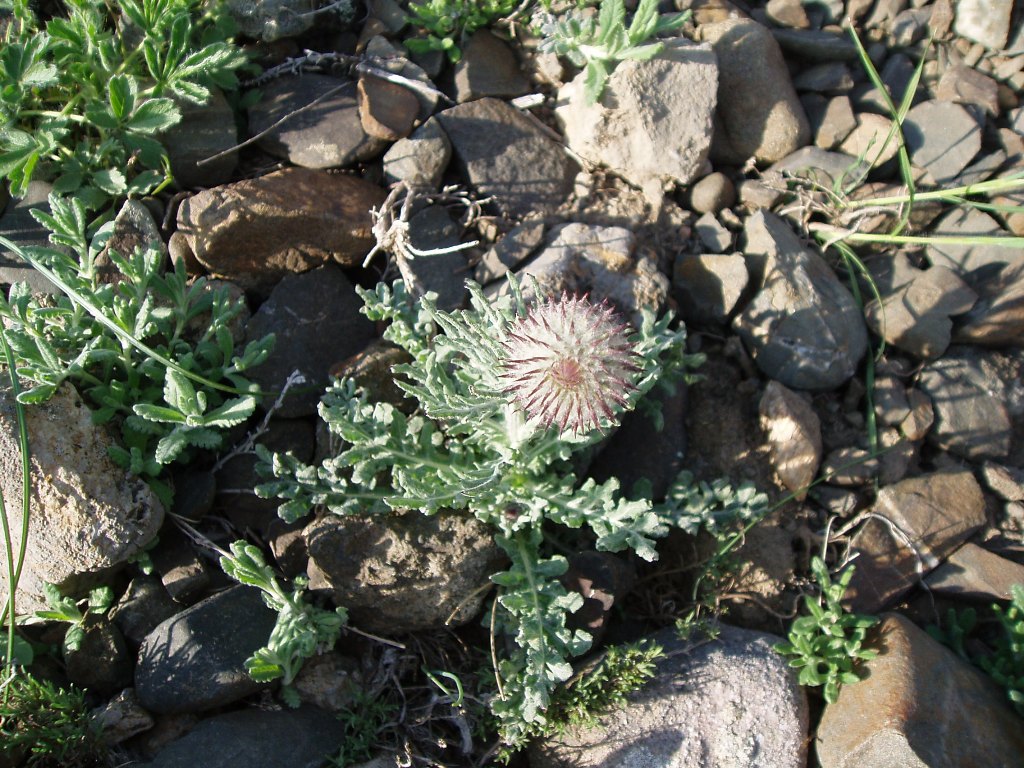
[0,670,109,767]
[404,0,519,62]
[774,557,878,703]
[538,0,689,103]
[0,0,248,213]
[33,583,113,654]
[219,541,348,707]
[0,197,273,503]
[328,690,399,768]
[253,277,703,748]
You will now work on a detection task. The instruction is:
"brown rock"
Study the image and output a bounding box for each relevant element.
[176,168,386,293]
[759,381,822,500]
[925,542,1024,601]
[357,74,420,140]
[816,613,1024,768]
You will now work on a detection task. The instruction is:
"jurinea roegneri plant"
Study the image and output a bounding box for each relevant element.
[253,277,704,747]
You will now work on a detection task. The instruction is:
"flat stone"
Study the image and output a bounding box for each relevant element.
[733,211,868,390]
[845,470,986,613]
[759,381,822,500]
[816,614,1024,768]
[702,19,810,164]
[0,384,164,614]
[953,0,1015,50]
[821,446,878,487]
[248,74,386,168]
[243,265,377,418]
[437,98,578,217]
[405,205,470,311]
[176,167,385,293]
[899,388,934,442]
[981,460,1024,501]
[110,576,182,646]
[357,74,420,140]
[673,252,748,324]
[694,212,733,252]
[135,586,278,714]
[0,180,59,292]
[926,207,1023,276]
[926,542,1024,601]
[839,112,900,168]
[530,625,808,768]
[903,100,983,184]
[954,261,1024,347]
[864,265,977,359]
[765,0,810,28]
[453,31,529,102]
[811,95,858,150]
[936,63,1001,115]
[792,62,854,92]
[382,117,452,188]
[474,221,545,285]
[224,0,316,41]
[917,347,1013,459]
[556,39,718,205]
[770,27,859,60]
[162,88,238,189]
[767,146,865,187]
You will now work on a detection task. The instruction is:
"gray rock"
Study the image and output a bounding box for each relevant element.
[0,384,164,614]
[555,39,718,205]
[694,212,732,253]
[248,75,386,168]
[224,0,316,42]
[162,89,238,189]
[792,62,854,92]
[382,117,452,188]
[453,31,529,102]
[689,172,736,214]
[92,688,155,746]
[94,199,166,284]
[899,388,934,442]
[926,542,1024,601]
[357,74,420,141]
[151,526,211,605]
[304,510,505,633]
[437,98,578,217]
[111,576,182,646]
[953,0,1015,50]
[817,614,1024,768]
[362,36,440,120]
[767,146,864,186]
[821,446,878,487]
[770,27,858,60]
[138,705,345,768]
[702,19,810,164]
[936,63,1001,115]
[839,112,900,169]
[864,265,977,359]
[926,207,1023,275]
[0,180,59,292]
[981,460,1024,501]
[733,212,868,391]
[918,346,1013,459]
[244,266,377,418]
[890,8,931,47]
[63,618,133,695]
[673,252,749,324]
[135,586,278,714]
[474,221,545,285]
[903,100,983,185]
[846,470,986,612]
[406,205,470,311]
[764,0,810,28]
[759,381,822,500]
[954,261,1024,347]
[530,624,808,768]
[874,371,911,427]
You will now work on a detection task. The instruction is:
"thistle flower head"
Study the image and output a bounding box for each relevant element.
[499,294,640,435]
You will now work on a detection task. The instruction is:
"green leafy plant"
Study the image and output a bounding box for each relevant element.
[0,197,273,502]
[33,583,113,654]
[253,277,703,748]
[328,689,400,768]
[404,0,519,62]
[774,557,878,703]
[539,0,689,103]
[220,541,348,707]
[0,0,248,211]
[0,670,109,767]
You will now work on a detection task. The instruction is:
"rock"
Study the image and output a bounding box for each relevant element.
[890,8,931,47]
[64,618,134,696]
[96,200,166,284]
[162,89,238,189]
[0,180,60,292]
[926,542,1024,601]
[838,112,900,168]
[793,63,854,93]
[362,36,441,120]
[555,39,718,205]
[759,381,822,500]
[701,18,810,164]
[437,98,578,217]
[357,74,420,141]
[770,28,858,60]
[874,371,911,427]
[767,146,863,186]
[954,261,1024,347]
[559,551,634,644]
[135,586,278,714]
[382,117,452,188]
[495,222,669,326]
[138,705,346,768]
[816,614,1024,768]
[899,387,934,442]
[530,624,808,768]
[329,341,414,412]
[845,470,986,613]
[247,75,386,168]
[150,526,211,605]
[733,211,868,391]
[673,252,749,324]
[917,347,1013,460]
[926,207,1023,275]
[224,0,316,41]
[92,688,155,745]
[405,205,470,311]
[474,221,546,285]
[936,63,1001,115]
[243,266,377,418]
[303,510,506,633]
[765,0,810,28]
[453,31,530,102]
[809,95,858,149]
[176,168,385,293]
[689,172,736,214]
[981,461,1024,501]
[821,446,878,486]
[694,212,732,253]
[0,383,164,614]
[111,576,182,646]
[863,265,978,359]
[953,0,1015,50]
[903,100,983,184]
[293,652,362,712]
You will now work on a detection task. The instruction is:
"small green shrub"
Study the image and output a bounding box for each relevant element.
[404,0,519,62]
[34,583,113,654]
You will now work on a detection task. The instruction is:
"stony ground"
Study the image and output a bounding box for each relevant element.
[2,0,1024,766]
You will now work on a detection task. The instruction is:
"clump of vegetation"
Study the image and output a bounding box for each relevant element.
[34,583,114,654]
[774,557,878,703]
[404,0,519,62]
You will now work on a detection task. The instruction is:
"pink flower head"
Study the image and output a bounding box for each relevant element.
[500,293,640,434]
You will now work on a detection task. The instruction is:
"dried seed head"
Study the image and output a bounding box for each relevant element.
[500,294,640,434]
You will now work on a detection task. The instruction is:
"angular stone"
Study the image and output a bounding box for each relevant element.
[702,19,811,164]
[821,446,878,487]
[92,688,155,746]
[953,0,1015,50]
[733,211,868,390]
[926,542,1024,601]
[811,95,857,150]
[981,461,1024,502]
[845,470,986,613]
[839,113,900,168]
[530,625,808,768]
[382,117,452,188]
[176,168,385,293]
[927,207,1023,275]
[0,384,164,614]
[556,39,718,204]
[816,614,1024,768]
[674,252,749,324]
[0,180,60,292]
[770,28,858,60]
[357,74,420,140]
[437,98,577,217]
[936,63,1001,115]
[474,221,545,285]
[135,586,278,714]
[405,205,470,311]
[903,101,983,184]
[954,261,1024,347]
[453,31,529,102]
[224,0,316,41]
[162,88,238,189]
[899,388,934,442]
[759,381,821,499]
